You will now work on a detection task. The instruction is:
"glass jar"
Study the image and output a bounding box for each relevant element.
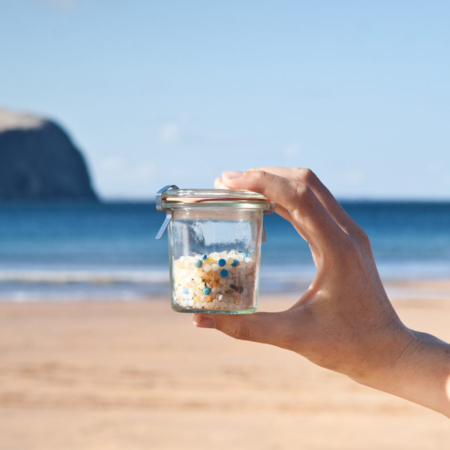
[156,186,274,314]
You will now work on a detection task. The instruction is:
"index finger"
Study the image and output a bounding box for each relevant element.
[249,167,361,236]
[222,170,348,252]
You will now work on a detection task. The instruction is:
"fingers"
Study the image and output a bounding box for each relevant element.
[215,176,292,221]
[248,167,362,237]
[214,177,228,190]
[221,170,347,251]
[193,311,296,349]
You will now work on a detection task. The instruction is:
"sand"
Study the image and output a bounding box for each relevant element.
[0,294,449,450]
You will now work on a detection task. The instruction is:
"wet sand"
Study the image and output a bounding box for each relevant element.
[0,294,449,450]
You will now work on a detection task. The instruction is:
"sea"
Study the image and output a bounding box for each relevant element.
[0,201,449,302]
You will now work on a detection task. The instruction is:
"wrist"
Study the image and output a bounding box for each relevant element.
[353,323,450,417]
[350,320,420,387]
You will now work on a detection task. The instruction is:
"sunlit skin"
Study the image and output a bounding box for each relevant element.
[193,167,450,418]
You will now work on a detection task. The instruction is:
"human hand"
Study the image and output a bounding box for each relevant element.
[193,168,450,417]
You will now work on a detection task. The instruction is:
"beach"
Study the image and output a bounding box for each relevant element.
[1,291,449,450]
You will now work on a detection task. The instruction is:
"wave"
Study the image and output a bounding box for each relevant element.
[0,262,448,304]
[0,270,169,284]
[0,260,448,286]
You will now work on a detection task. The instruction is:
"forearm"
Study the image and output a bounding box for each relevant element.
[357,328,450,417]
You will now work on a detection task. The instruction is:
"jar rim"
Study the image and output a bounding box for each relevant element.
[158,188,274,211]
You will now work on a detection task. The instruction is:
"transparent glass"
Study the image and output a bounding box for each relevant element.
[168,207,263,314]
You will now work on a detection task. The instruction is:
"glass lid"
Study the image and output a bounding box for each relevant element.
[156,185,274,212]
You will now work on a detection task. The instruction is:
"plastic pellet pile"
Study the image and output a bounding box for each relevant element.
[173,250,256,311]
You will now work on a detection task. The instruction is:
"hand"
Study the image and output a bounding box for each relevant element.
[193,167,450,417]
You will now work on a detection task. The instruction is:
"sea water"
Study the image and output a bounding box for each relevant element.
[0,201,449,301]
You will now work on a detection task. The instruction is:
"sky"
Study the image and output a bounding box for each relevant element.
[1,0,449,200]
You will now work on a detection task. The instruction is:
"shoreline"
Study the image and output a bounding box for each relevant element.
[1,277,450,303]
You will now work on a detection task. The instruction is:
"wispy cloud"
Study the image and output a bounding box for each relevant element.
[93,156,156,198]
[44,0,76,12]
[344,169,363,184]
[158,123,181,145]
[283,143,301,158]
[157,115,192,145]
[98,157,155,182]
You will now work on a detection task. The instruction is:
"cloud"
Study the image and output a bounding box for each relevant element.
[44,0,76,11]
[283,143,301,158]
[158,123,181,145]
[98,157,155,183]
[344,169,363,184]
[93,156,156,198]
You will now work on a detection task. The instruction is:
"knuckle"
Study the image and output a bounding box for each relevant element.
[289,183,311,218]
[294,182,311,201]
[356,228,373,251]
[356,228,370,244]
[248,170,267,182]
[295,167,317,184]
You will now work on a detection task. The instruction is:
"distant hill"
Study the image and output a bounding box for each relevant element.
[0,109,98,201]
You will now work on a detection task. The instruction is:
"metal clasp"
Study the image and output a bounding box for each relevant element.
[156,184,179,211]
[261,201,275,242]
[155,185,178,239]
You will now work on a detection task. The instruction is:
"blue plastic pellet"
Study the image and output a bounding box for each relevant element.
[194,259,203,268]
[232,259,239,267]
[220,269,229,277]
[202,254,207,260]
[244,253,249,258]
[203,288,211,295]
[218,259,226,267]
[183,288,189,294]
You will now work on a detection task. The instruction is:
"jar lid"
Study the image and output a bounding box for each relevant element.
[156,185,275,212]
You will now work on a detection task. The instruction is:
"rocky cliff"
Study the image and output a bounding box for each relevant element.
[0,109,98,200]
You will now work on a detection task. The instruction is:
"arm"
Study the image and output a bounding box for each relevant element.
[193,167,450,418]
[360,329,450,416]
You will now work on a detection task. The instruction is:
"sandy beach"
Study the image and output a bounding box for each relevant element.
[0,292,449,450]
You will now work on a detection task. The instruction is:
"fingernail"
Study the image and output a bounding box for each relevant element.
[193,316,216,329]
[223,171,244,180]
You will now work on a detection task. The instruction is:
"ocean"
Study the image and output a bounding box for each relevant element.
[0,201,449,302]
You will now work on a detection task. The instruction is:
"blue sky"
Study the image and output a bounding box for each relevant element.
[1,0,449,199]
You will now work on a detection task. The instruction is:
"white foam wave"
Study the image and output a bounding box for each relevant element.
[0,270,169,284]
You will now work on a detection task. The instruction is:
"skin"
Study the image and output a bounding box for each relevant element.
[193,167,450,418]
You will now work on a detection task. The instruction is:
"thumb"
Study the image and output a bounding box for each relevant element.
[193,311,294,349]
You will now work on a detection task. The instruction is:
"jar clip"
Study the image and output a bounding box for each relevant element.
[155,185,179,240]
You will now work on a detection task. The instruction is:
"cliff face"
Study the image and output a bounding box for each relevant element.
[0,109,98,201]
